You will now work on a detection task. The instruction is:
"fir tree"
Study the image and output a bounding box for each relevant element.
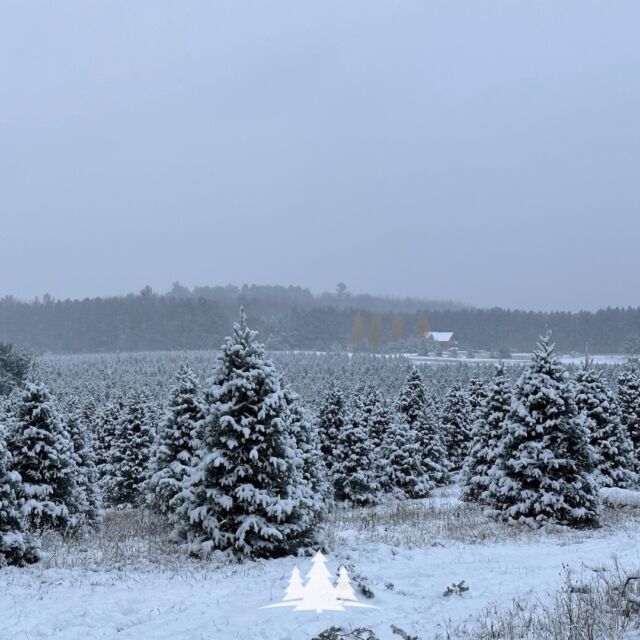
[487,335,600,528]
[147,363,205,517]
[440,384,472,471]
[0,422,40,566]
[7,381,80,532]
[617,360,640,461]
[317,385,346,474]
[575,359,637,488]
[178,309,318,558]
[468,376,488,422]
[101,393,154,508]
[460,364,512,503]
[332,390,379,506]
[94,399,123,479]
[397,369,449,485]
[65,406,101,524]
[380,412,433,499]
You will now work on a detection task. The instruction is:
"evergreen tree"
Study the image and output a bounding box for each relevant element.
[575,359,637,488]
[147,363,205,516]
[440,384,472,471]
[65,406,101,524]
[7,381,80,531]
[617,360,640,461]
[332,391,379,506]
[461,364,512,503]
[101,393,154,508]
[468,376,488,422]
[380,412,433,499]
[93,399,123,479]
[178,310,318,558]
[0,422,40,566]
[317,385,346,474]
[487,335,600,528]
[397,369,449,485]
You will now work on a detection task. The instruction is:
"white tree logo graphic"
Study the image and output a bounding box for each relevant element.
[261,551,377,614]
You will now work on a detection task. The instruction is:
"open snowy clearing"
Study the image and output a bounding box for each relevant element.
[2,490,640,640]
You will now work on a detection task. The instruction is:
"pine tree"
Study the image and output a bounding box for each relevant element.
[617,360,640,462]
[294,550,342,612]
[468,376,488,422]
[335,566,358,602]
[101,393,154,508]
[0,422,40,566]
[486,335,600,528]
[317,385,346,474]
[94,399,123,479]
[440,384,472,471]
[460,364,512,503]
[147,363,205,517]
[7,381,81,532]
[178,310,318,559]
[397,369,449,485]
[575,359,637,488]
[332,391,379,506]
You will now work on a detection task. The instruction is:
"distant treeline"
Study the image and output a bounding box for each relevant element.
[0,284,639,354]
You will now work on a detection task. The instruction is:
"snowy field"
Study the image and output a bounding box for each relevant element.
[3,488,640,640]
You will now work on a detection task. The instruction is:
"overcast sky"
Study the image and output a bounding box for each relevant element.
[1,1,639,311]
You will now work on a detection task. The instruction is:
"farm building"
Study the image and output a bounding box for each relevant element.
[426,331,457,349]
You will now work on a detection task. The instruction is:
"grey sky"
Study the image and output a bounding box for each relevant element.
[1,1,639,311]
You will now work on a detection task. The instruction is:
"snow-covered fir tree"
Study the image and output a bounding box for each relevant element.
[7,381,81,531]
[486,335,600,528]
[617,360,640,462]
[575,358,637,488]
[94,399,123,479]
[396,368,449,485]
[460,364,512,503]
[65,404,101,524]
[468,376,488,422]
[440,384,472,471]
[147,363,205,517]
[380,412,433,499]
[331,389,380,506]
[178,310,319,559]
[0,421,40,566]
[283,385,331,509]
[317,384,346,474]
[101,392,154,508]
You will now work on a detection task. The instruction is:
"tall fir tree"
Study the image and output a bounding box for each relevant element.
[468,376,488,422]
[178,310,319,558]
[397,369,449,485]
[317,384,347,474]
[575,359,637,488]
[0,421,40,566]
[440,384,472,471]
[7,381,81,531]
[460,364,512,503]
[94,399,123,479]
[486,335,600,528]
[147,363,205,517]
[101,393,154,508]
[617,360,640,463]
[331,390,380,506]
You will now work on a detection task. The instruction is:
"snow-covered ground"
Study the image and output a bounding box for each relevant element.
[2,491,640,640]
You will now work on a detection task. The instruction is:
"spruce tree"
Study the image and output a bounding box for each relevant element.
[0,422,40,566]
[317,384,346,474]
[101,393,154,508]
[575,359,637,488]
[487,335,600,528]
[461,364,512,503]
[468,376,488,422]
[397,369,449,485]
[178,310,318,558]
[8,381,80,532]
[147,363,205,517]
[440,384,472,471]
[617,360,640,461]
[94,399,123,479]
[332,390,379,506]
